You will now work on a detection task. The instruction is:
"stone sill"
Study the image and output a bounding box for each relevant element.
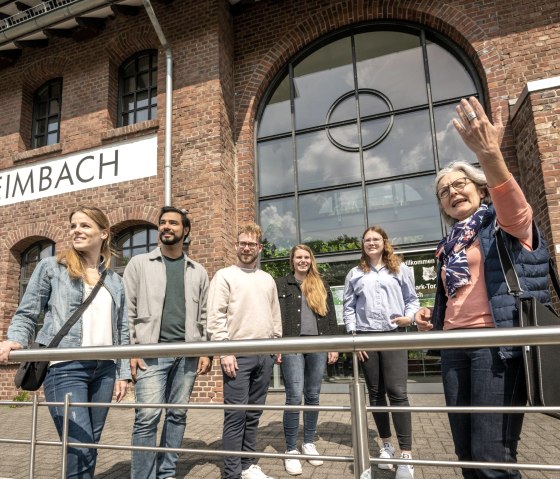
[15,142,62,162]
[101,119,159,143]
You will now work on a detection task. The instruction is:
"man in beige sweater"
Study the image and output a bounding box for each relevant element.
[207,223,282,479]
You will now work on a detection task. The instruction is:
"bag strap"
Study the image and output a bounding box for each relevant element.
[548,258,560,300]
[47,269,108,348]
[496,227,560,299]
[495,228,523,296]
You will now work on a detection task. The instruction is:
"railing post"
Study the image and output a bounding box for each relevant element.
[350,351,370,478]
[28,393,39,479]
[61,392,71,479]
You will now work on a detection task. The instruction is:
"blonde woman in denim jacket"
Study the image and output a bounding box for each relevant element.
[0,205,131,479]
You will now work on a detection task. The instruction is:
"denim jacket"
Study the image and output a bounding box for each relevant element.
[7,257,131,380]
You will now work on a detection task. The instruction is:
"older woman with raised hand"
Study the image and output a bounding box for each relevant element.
[415,97,551,479]
[0,206,131,479]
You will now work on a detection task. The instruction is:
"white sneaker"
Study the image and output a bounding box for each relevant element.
[378,443,395,470]
[396,464,414,479]
[284,449,303,475]
[395,453,414,479]
[302,442,323,466]
[241,464,274,479]
[359,468,372,479]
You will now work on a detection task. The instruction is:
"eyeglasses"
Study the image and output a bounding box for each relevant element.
[437,177,471,199]
[238,241,259,250]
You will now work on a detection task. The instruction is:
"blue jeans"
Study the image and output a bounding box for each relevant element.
[281,352,327,451]
[222,355,275,479]
[44,360,116,479]
[441,347,526,479]
[131,357,198,479]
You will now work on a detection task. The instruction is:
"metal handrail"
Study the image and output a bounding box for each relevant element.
[1,327,560,478]
[5,326,560,362]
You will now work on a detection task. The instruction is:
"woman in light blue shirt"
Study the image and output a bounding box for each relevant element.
[343,225,419,479]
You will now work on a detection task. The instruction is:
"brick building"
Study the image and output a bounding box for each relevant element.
[0,0,559,401]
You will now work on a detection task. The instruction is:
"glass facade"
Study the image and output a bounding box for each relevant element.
[257,25,480,259]
[257,24,482,386]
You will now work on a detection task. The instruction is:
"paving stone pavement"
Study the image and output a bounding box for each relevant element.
[0,393,558,478]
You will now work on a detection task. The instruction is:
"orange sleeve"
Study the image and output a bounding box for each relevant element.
[489,175,533,250]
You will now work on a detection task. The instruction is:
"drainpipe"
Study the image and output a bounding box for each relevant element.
[141,0,173,206]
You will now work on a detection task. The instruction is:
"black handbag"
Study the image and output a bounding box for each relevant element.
[14,270,108,391]
[496,228,560,407]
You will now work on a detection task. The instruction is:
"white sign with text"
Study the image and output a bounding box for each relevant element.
[0,135,157,206]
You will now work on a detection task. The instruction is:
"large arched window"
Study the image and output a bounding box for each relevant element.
[113,226,158,274]
[31,78,62,149]
[257,24,482,262]
[20,240,56,300]
[118,50,158,126]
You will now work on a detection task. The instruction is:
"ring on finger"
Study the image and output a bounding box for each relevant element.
[466,111,477,122]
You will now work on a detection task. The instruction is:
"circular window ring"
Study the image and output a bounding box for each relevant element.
[325,88,394,152]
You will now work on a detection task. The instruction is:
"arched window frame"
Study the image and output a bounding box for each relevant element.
[19,240,56,300]
[113,225,158,275]
[31,78,62,149]
[255,21,484,262]
[19,240,56,338]
[118,50,158,127]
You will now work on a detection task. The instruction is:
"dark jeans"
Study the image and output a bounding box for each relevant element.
[222,354,275,479]
[281,352,327,450]
[359,344,412,451]
[44,360,116,479]
[441,347,526,479]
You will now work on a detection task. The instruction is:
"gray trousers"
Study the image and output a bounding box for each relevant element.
[222,354,275,479]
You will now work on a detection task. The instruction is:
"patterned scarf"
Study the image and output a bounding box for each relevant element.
[436,204,488,298]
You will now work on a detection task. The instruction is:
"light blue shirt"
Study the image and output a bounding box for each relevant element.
[343,263,419,333]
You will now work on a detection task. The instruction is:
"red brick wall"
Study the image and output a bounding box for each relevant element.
[511,86,560,267]
[1,0,560,401]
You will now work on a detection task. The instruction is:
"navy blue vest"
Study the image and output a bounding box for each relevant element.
[432,205,551,358]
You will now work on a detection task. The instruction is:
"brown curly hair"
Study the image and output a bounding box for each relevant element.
[358,226,401,275]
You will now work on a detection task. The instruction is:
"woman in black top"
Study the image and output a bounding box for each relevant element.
[275,244,339,476]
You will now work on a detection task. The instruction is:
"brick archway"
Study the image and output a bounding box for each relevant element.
[233,1,504,211]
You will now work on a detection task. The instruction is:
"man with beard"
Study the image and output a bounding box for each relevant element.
[124,206,211,479]
[207,223,282,479]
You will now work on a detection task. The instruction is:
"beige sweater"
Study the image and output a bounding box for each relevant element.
[207,265,282,342]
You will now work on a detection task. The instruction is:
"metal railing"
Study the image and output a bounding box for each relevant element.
[0,0,78,31]
[1,327,560,478]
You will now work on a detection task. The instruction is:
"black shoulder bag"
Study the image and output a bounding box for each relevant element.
[14,270,108,391]
[496,228,560,407]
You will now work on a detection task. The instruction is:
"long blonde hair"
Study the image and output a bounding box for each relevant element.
[291,244,328,317]
[56,206,112,279]
[359,226,401,274]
